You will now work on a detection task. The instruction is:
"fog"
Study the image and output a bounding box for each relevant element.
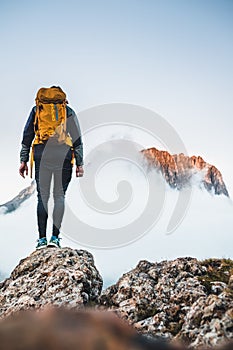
[0,139,232,288]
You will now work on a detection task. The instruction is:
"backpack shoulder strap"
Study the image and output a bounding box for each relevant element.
[34,101,40,133]
[62,101,67,132]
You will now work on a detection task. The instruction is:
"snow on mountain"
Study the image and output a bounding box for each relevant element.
[0,181,35,214]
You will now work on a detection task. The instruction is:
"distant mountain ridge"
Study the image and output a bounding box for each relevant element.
[0,181,35,214]
[0,148,229,215]
[141,148,229,197]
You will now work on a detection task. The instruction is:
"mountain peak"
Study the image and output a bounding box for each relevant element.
[141,147,229,196]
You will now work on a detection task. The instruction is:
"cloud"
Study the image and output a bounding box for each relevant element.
[0,157,232,288]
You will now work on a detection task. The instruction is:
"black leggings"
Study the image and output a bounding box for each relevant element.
[34,144,73,238]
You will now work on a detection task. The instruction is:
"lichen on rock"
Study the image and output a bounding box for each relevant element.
[0,250,232,348]
[100,257,233,348]
[0,247,103,319]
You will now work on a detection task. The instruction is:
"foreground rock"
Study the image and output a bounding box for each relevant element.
[177,288,233,348]
[0,250,232,348]
[100,257,233,349]
[0,247,103,318]
[0,307,184,350]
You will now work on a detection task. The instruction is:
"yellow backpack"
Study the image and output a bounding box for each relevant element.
[30,87,74,177]
[33,87,73,146]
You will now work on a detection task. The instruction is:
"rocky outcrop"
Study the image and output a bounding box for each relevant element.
[0,180,35,214]
[0,248,232,348]
[100,257,233,348]
[176,260,233,348]
[141,148,229,196]
[177,290,233,348]
[0,247,103,319]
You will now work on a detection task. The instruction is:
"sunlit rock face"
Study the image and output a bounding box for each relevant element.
[140,148,229,196]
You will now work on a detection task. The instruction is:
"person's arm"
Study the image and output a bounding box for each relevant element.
[19,107,36,178]
[66,106,84,177]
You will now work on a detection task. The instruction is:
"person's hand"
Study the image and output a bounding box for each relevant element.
[76,165,84,177]
[19,162,28,178]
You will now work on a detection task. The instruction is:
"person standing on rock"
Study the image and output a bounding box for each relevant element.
[19,86,84,249]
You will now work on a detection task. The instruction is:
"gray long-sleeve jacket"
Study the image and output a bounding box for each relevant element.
[20,105,83,166]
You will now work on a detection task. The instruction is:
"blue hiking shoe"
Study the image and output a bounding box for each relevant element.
[36,237,47,250]
[48,236,61,248]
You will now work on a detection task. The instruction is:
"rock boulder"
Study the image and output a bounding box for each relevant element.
[0,247,103,318]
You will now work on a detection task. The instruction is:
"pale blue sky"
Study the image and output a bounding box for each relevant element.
[0,0,233,282]
[0,0,233,186]
[0,0,232,201]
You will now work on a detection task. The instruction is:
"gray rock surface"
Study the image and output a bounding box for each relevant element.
[0,247,103,318]
[100,257,233,348]
[0,249,232,348]
[177,291,233,348]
